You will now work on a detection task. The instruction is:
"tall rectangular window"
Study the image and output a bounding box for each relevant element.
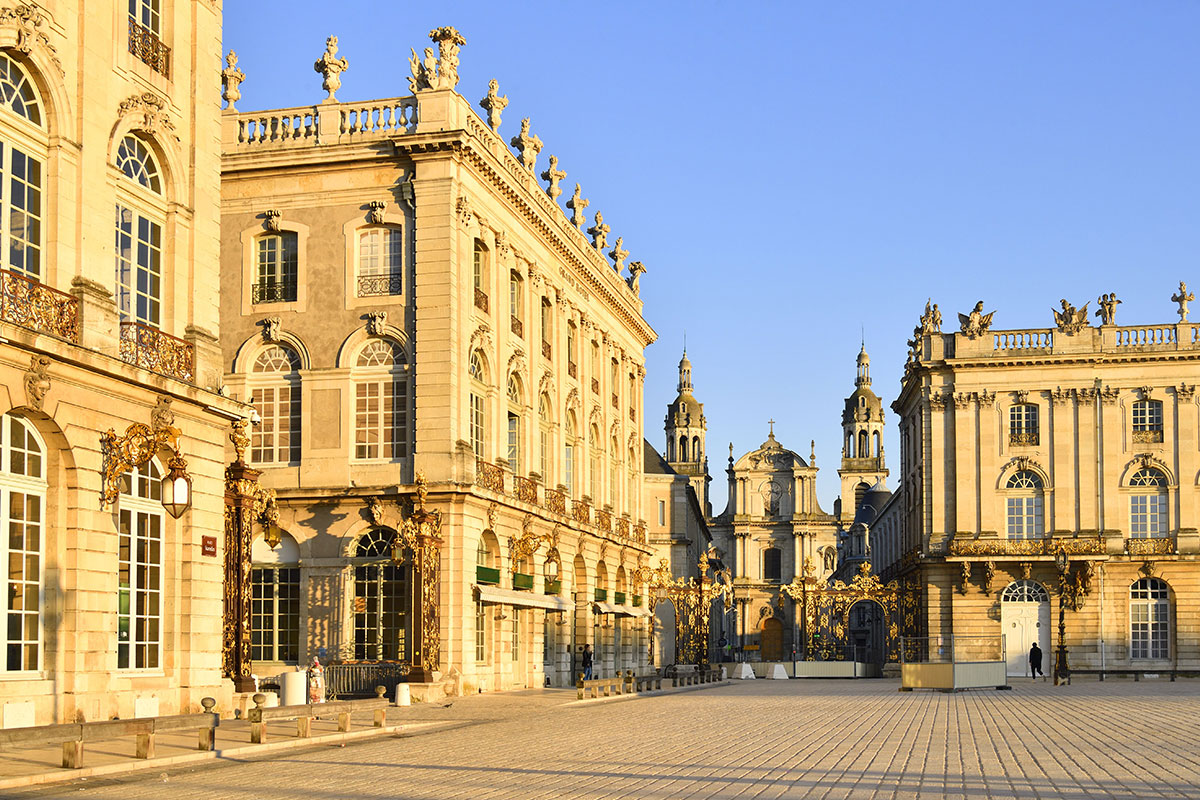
[254,233,298,303]
[1006,496,1044,539]
[3,145,43,279]
[4,491,41,671]
[540,428,549,483]
[129,0,161,34]
[358,228,402,296]
[475,599,487,662]
[251,385,301,465]
[1133,400,1164,444]
[251,567,301,662]
[1130,494,1168,537]
[564,443,575,494]
[353,564,408,661]
[1008,404,1038,446]
[117,508,162,669]
[507,412,521,474]
[115,205,161,326]
[470,393,485,458]
[658,499,666,526]
[354,380,406,460]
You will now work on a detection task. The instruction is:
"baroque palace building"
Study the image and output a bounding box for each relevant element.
[219,27,656,694]
[876,293,1200,676]
[0,1,240,727]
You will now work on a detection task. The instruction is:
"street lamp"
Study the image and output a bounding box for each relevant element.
[1054,549,1069,685]
[160,454,192,519]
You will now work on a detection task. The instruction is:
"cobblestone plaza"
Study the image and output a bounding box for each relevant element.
[11,679,1199,800]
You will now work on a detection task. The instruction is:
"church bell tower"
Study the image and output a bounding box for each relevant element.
[665,349,711,513]
[838,344,888,522]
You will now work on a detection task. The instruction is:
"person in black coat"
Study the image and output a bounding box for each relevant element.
[1029,642,1044,678]
[582,644,594,680]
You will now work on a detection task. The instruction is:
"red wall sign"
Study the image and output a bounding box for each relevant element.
[201,536,217,557]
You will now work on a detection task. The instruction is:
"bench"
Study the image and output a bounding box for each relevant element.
[247,687,390,744]
[1063,668,1200,685]
[0,697,219,769]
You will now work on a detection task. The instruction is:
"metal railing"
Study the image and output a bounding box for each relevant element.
[358,274,402,297]
[128,18,170,78]
[119,321,194,382]
[325,662,411,700]
[252,280,297,304]
[0,268,80,342]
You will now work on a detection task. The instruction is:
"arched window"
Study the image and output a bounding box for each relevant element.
[564,410,577,495]
[538,394,551,483]
[1129,467,1168,538]
[762,547,782,582]
[666,436,675,462]
[118,459,163,669]
[358,226,402,297]
[1132,400,1164,444]
[1130,577,1169,660]
[0,54,44,281]
[506,374,522,474]
[1005,470,1044,539]
[691,435,701,461]
[854,482,870,512]
[250,345,302,465]
[0,414,44,672]
[679,435,688,462]
[472,239,488,311]
[1000,580,1049,603]
[1009,404,1039,446]
[468,350,486,458]
[251,532,301,663]
[254,232,298,303]
[857,430,868,458]
[872,431,881,457]
[354,340,407,460]
[352,528,409,661]
[115,134,164,327]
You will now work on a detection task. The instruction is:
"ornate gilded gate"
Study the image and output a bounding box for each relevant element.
[782,563,921,662]
[637,552,732,667]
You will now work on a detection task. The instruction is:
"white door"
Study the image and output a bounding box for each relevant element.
[1000,581,1050,676]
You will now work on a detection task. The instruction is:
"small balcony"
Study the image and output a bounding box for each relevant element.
[613,591,626,605]
[591,378,599,394]
[510,316,523,337]
[513,572,534,591]
[594,588,607,602]
[0,268,80,342]
[542,340,551,360]
[119,321,195,382]
[568,361,577,379]
[514,475,537,504]
[476,565,501,585]
[357,273,402,297]
[128,17,170,78]
[474,288,488,313]
[544,579,562,595]
[594,509,612,533]
[1126,535,1174,556]
[1009,430,1039,447]
[1133,429,1164,444]
[545,489,566,516]
[252,280,297,304]
[475,457,504,493]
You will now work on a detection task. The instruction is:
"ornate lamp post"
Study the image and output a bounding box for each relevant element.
[394,473,443,682]
[1054,548,1070,686]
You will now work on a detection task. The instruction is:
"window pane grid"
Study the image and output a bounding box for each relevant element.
[251,566,300,662]
[115,205,162,326]
[5,146,42,279]
[353,563,408,661]
[1130,578,1169,659]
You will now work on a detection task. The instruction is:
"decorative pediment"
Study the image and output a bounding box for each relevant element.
[0,5,63,76]
[118,91,175,138]
[468,323,492,356]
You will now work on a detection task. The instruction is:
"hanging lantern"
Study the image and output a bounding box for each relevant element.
[160,454,192,519]
[263,518,283,549]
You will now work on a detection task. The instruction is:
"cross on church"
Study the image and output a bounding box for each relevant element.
[768,419,775,436]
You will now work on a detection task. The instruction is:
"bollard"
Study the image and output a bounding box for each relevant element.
[199,698,217,751]
[577,675,585,700]
[250,693,268,744]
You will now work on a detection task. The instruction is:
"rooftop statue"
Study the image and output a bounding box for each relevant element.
[314,36,349,102]
[510,117,543,171]
[479,79,508,131]
[919,299,942,333]
[1052,298,1089,334]
[1095,293,1121,326]
[566,184,589,230]
[540,155,566,201]
[587,212,610,250]
[408,27,467,92]
[608,237,628,272]
[221,51,245,111]
[1172,281,1194,322]
[958,301,995,339]
[627,261,646,295]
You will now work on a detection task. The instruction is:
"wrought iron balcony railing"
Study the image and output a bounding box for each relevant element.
[474,289,488,312]
[510,316,523,337]
[119,321,195,382]
[128,18,170,78]
[0,268,80,342]
[475,457,504,493]
[568,361,577,379]
[1133,429,1164,444]
[947,536,1104,557]
[514,475,537,504]
[357,274,402,297]
[545,489,566,515]
[251,280,297,304]
[542,340,551,360]
[1126,536,1174,556]
[1009,430,1039,447]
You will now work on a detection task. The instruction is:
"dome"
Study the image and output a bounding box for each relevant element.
[667,391,704,425]
[843,385,883,424]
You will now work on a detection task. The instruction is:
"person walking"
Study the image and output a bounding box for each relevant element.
[1029,642,1044,679]
[582,644,594,680]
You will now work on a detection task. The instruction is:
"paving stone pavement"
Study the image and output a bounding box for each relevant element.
[7,678,1200,800]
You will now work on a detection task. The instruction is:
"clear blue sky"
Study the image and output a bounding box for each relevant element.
[225,2,1200,513]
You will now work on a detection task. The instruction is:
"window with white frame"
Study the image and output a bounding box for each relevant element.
[1132,400,1164,444]
[254,233,298,304]
[354,340,408,460]
[472,240,488,312]
[1129,467,1168,538]
[475,599,487,662]
[509,271,523,337]
[589,425,600,500]
[129,0,161,35]
[117,460,163,669]
[564,411,577,495]
[0,414,44,673]
[1009,403,1038,446]
[506,374,522,474]
[115,134,163,327]
[358,226,402,297]
[352,529,409,661]
[250,345,302,465]
[1130,577,1169,660]
[1005,470,1044,539]
[0,55,44,281]
[251,565,300,663]
[469,350,486,459]
[609,437,619,508]
[657,499,666,526]
[538,394,551,483]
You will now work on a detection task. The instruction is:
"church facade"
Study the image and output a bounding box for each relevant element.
[876,293,1200,676]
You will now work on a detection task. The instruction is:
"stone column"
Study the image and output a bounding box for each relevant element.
[1051,393,1076,533]
[1177,387,1198,534]
[928,394,949,551]
[1077,390,1100,532]
[953,394,976,536]
[978,395,998,534]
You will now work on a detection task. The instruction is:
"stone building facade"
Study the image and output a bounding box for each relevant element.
[710,425,839,662]
[878,294,1200,676]
[219,28,655,694]
[0,2,239,726]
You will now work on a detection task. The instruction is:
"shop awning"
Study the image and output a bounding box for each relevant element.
[592,602,652,618]
[475,584,572,612]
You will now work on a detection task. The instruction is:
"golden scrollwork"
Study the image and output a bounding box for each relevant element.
[948,536,1104,557]
[475,458,504,493]
[119,321,195,382]
[1125,536,1174,556]
[0,267,80,342]
[508,515,542,576]
[99,422,180,507]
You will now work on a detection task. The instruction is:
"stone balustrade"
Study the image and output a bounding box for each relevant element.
[226,96,418,149]
[943,322,1200,360]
